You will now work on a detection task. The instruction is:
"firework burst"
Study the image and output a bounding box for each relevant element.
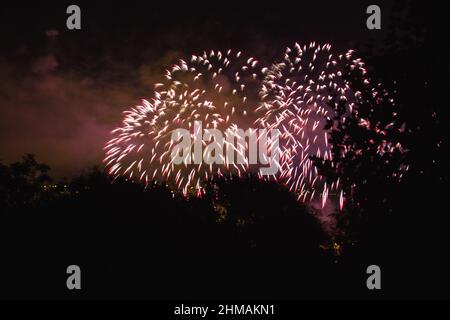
[104,49,262,195]
[256,42,404,208]
[104,42,407,209]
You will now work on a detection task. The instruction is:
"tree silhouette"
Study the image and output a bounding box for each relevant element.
[0,154,52,210]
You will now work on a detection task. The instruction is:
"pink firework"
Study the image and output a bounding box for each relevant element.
[104,43,407,209]
[104,49,262,195]
[256,42,371,207]
[256,42,406,209]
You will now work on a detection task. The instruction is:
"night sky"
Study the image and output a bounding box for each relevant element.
[0,0,406,177]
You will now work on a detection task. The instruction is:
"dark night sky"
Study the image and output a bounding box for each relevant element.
[0,1,430,176]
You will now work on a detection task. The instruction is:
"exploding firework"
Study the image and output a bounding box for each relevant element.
[256,42,405,209]
[104,49,262,195]
[104,43,407,209]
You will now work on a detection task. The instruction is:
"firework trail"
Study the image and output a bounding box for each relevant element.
[256,42,404,209]
[104,50,262,195]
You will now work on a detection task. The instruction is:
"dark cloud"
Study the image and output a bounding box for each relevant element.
[0,52,156,176]
[31,54,59,74]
